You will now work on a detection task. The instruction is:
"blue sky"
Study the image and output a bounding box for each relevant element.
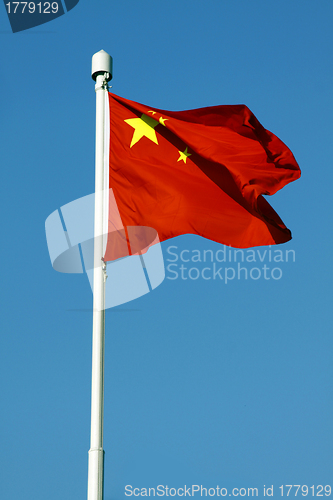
[1,1,332,499]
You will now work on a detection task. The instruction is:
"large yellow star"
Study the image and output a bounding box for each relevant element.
[124,114,159,148]
[177,146,192,163]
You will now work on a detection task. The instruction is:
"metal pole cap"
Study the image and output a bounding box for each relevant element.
[92,50,113,82]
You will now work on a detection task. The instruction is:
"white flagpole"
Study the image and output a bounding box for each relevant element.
[88,50,113,500]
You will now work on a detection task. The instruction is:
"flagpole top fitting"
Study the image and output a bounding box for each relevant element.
[92,50,113,82]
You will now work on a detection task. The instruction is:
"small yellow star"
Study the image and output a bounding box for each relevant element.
[177,146,192,163]
[124,114,159,148]
[148,110,157,115]
[159,117,168,126]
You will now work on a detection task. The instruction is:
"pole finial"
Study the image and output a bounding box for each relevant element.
[92,50,113,82]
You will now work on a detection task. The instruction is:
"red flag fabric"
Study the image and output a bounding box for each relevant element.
[105,92,300,261]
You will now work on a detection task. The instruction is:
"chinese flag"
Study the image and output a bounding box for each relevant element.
[106,92,300,259]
